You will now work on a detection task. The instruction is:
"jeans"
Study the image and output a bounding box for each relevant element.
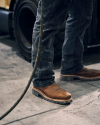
[32,0,93,87]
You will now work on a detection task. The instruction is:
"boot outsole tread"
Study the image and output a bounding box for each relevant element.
[60,75,100,81]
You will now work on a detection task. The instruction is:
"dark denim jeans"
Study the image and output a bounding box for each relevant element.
[32,0,93,87]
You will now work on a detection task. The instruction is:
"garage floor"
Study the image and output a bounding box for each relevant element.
[0,35,100,125]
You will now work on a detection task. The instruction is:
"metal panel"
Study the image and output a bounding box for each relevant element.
[0,9,10,33]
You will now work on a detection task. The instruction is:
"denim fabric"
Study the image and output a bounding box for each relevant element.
[32,0,93,87]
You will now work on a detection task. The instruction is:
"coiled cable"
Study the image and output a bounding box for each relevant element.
[0,0,44,120]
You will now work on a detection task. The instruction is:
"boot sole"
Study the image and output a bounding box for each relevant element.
[32,87,73,105]
[60,74,100,81]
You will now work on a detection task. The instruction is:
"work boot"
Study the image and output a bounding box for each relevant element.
[61,67,100,81]
[32,83,72,105]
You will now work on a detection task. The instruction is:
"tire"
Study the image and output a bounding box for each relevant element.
[13,0,38,61]
[13,0,64,62]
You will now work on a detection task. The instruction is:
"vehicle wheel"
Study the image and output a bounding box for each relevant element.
[13,0,65,62]
[13,0,38,61]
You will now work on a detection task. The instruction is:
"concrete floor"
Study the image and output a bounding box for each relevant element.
[0,35,100,125]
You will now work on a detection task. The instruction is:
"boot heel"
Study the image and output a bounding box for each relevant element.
[60,75,74,81]
[32,89,40,97]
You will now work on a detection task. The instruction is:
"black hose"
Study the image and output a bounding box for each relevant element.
[0,0,44,120]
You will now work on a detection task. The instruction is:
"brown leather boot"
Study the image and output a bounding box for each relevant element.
[61,67,100,81]
[32,83,72,104]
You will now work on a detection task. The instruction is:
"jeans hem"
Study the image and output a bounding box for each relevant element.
[33,81,55,87]
[61,65,84,75]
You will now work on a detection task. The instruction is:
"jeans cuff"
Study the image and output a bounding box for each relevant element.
[61,65,84,75]
[33,80,55,87]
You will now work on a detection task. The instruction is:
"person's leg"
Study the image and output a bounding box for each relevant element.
[61,0,93,75]
[60,0,100,81]
[32,0,72,104]
[61,0,100,81]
